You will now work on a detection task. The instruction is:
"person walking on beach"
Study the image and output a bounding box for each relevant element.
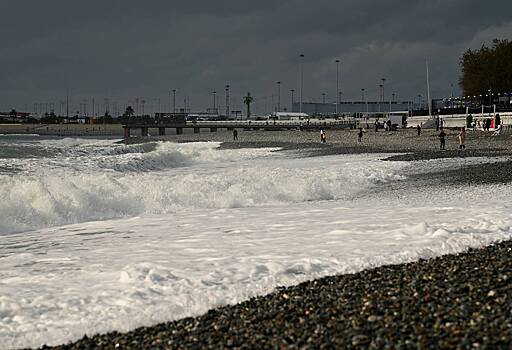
[320,129,326,143]
[233,129,238,140]
[417,124,422,136]
[438,128,446,150]
[358,128,364,143]
[374,120,379,132]
[458,127,466,150]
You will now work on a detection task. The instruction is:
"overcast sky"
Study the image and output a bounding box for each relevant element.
[1,0,511,114]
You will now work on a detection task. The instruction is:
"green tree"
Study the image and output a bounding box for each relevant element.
[243,93,254,118]
[460,39,512,96]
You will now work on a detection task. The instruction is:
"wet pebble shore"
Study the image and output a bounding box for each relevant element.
[42,240,512,349]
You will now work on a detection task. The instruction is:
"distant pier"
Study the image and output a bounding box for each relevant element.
[122,119,356,138]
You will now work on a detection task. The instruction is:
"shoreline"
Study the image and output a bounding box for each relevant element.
[127,127,512,155]
[43,240,512,349]
[22,128,512,349]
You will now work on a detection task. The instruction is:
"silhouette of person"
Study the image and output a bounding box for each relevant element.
[438,128,446,150]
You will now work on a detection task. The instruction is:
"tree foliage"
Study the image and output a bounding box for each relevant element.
[460,39,512,96]
[123,106,135,118]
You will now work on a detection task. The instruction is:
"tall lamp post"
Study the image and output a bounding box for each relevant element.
[338,91,342,114]
[172,89,176,114]
[225,85,230,117]
[361,88,365,101]
[450,83,454,109]
[299,54,304,114]
[336,59,340,115]
[378,84,383,112]
[213,91,217,114]
[381,78,386,102]
[290,89,295,112]
[277,81,281,112]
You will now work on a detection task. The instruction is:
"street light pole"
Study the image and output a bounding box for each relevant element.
[361,88,365,101]
[277,81,281,112]
[213,91,217,114]
[172,89,176,114]
[299,54,304,114]
[336,59,340,115]
[378,84,383,112]
[290,89,295,112]
[381,78,386,102]
[225,85,230,117]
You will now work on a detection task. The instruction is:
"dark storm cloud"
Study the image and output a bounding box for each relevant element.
[1,0,511,113]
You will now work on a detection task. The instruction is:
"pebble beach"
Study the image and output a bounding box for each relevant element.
[36,127,512,349]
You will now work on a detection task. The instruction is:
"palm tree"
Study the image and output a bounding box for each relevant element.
[124,106,135,118]
[244,93,254,118]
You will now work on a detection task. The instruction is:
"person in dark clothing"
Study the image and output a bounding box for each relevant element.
[233,129,238,140]
[417,124,421,136]
[374,120,379,132]
[438,128,446,150]
[358,128,364,143]
[485,118,491,131]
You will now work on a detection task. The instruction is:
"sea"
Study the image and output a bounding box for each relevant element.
[1,134,511,349]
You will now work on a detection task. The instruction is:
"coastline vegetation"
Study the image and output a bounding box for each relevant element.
[460,39,512,97]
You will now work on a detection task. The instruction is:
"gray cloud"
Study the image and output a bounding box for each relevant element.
[1,0,511,113]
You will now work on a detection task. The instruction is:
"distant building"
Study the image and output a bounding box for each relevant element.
[270,112,309,120]
[292,101,414,116]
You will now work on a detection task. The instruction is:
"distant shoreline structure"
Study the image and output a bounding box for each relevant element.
[0,123,124,137]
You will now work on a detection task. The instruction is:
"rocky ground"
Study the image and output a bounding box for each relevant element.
[41,240,512,349]
[129,127,512,158]
[37,128,512,349]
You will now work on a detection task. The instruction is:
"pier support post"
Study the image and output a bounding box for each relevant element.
[194,127,200,134]
[141,127,149,137]
[176,127,183,135]
[210,127,217,132]
[158,127,166,136]
[123,127,131,138]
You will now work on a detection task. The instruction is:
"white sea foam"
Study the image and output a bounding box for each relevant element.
[1,139,512,349]
[1,193,512,349]
[0,143,405,235]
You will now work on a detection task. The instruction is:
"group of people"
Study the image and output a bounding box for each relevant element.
[437,127,466,150]
[315,118,503,147]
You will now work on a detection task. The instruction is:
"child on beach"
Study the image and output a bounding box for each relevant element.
[417,124,421,136]
[458,127,466,150]
[438,128,446,150]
